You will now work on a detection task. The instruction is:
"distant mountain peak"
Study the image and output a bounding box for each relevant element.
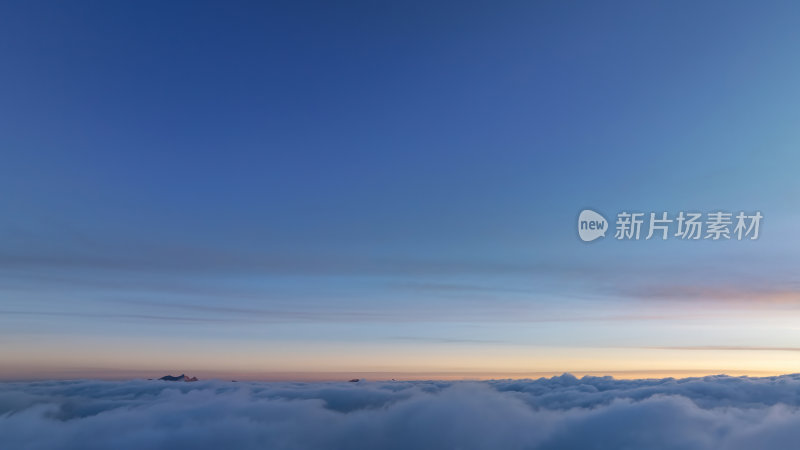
[158,374,198,382]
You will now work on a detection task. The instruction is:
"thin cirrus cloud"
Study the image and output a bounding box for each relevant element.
[646,346,800,352]
[0,303,715,326]
[618,283,800,305]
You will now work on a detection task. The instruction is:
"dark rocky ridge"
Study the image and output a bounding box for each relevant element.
[158,374,198,382]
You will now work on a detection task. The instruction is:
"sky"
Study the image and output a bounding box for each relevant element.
[2,1,800,380]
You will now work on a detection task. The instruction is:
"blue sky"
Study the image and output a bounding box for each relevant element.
[2,1,800,379]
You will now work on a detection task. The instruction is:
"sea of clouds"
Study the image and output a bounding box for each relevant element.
[3,373,800,449]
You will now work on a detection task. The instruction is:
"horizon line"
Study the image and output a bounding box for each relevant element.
[1,368,795,383]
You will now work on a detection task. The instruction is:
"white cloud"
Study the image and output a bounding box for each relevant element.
[2,374,800,449]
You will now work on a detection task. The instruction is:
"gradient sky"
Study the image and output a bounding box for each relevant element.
[2,1,800,380]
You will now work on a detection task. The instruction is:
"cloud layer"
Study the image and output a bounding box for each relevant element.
[3,374,800,449]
